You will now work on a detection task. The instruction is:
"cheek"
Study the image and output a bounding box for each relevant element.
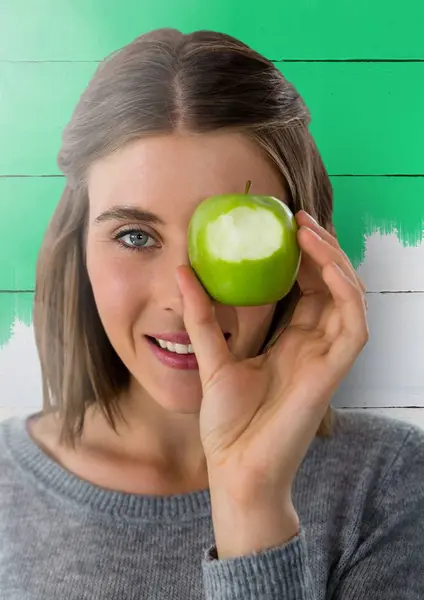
[86,245,146,327]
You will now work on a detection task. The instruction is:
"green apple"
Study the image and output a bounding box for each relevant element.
[188,190,301,306]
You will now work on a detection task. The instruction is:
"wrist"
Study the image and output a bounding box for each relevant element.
[209,488,300,560]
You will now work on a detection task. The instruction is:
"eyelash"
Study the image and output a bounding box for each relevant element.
[112,226,159,253]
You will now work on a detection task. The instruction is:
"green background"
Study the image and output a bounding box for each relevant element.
[1,0,424,346]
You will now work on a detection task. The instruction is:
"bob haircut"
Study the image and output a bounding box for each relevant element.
[34,28,336,448]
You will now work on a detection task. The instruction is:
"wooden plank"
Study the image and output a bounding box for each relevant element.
[0,293,40,416]
[333,293,424,409]
[1,62,424,176]
[0,178,65,291]
[1,0,424,61]
[0,293,423,417]
[1,177,422,291]
[281,63,424,176]
[0,63,95,176]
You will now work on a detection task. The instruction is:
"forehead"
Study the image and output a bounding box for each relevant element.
[87,132,287,220]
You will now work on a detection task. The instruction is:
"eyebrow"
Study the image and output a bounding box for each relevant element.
[93,205,165,226]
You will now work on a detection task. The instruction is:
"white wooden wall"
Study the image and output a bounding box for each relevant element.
[333,229,424,428]
[0,0,423,429]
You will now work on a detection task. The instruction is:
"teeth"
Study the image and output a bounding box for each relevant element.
[155,339,194,354]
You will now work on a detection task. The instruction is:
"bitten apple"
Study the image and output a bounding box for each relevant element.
[188,191,301,306]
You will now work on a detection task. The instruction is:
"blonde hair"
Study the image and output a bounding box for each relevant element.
[34,28,335,448]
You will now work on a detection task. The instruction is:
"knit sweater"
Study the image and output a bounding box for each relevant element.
[0,408,423,599]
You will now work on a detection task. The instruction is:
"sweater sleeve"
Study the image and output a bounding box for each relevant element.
[328,425,424,599]
[201,425,424,600]
[201,527,316,599]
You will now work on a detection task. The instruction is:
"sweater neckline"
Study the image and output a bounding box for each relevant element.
[2,412,212,523]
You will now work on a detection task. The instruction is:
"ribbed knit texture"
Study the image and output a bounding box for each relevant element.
[0,408,423,599]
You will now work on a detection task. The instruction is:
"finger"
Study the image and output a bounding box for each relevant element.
[296,211,366,294]
[289,227,367,332]
[296,210,340,250]
[322,262,369,374]
[298,211,366,294]
[296,226,356,295]
[175,265,233,386]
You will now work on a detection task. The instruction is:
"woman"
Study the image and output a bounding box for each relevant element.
[0,28,423,599]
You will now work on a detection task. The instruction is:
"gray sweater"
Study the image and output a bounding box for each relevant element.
[0,409,423,599]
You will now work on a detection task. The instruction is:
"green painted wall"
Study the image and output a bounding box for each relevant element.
[1,0,424,346]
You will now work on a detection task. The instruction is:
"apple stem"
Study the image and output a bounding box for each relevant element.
[245,180,252,194]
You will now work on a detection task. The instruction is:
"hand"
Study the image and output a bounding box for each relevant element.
[176,210,368,509]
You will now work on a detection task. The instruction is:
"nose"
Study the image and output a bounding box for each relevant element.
[153,245,189,315]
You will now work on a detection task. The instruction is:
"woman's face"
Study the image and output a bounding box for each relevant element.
[86,132,288,413]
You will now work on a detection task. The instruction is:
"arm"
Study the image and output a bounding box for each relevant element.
[202,527,315,600]
[201,425,424,600]
[202,491,316,599]
[328,426,424,599]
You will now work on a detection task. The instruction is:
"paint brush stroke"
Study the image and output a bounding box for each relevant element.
[332,177,424,267]
[0,293,33,348]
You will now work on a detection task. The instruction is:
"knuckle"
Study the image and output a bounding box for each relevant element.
[358,325,370,348]
[358,276,367,293]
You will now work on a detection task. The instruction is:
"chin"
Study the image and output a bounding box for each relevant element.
[154,386,204,414]
[131,367,204,414]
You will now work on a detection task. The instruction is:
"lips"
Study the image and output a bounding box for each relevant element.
[145,333,232,371]
[147,332,192,345]
[147,332,231,345]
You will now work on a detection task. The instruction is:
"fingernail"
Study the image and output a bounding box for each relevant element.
[299,210,318,225]
[304,226,321,240]
[175,268,183,290]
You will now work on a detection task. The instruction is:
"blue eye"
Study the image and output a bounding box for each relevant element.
[114,228,157,252]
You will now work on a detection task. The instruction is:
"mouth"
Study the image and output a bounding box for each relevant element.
[146,333,231,354]
[144,333,232,371]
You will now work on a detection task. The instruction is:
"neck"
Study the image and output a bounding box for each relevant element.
[28,379,211,496]
[82,398,207,478]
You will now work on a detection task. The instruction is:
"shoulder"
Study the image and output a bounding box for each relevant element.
[302,410,424,552]
[301,409,424,512]
[330,408,424,463]
[0,416,30,526]
[0,415,26,478]
[307,411,424,596]
[0,414,40,492]
[317,408,424,512]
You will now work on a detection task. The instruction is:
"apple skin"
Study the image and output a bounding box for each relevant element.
[188,194,301,306]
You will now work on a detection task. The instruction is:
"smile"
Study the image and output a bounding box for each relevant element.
[145,333,231,371]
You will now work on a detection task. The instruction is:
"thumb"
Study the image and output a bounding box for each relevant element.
[175,265,232,386]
